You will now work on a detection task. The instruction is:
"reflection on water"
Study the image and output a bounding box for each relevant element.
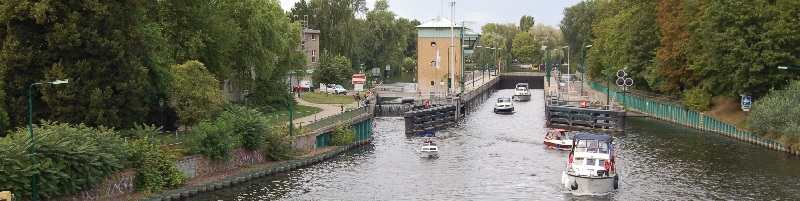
[194,89,800,200]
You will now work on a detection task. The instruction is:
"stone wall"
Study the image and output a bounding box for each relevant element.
[54,169,136,201]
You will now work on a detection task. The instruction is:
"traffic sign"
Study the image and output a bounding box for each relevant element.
[352,74,366,85]
[624,78,633,86]
[616,70,627,78]
[616,77,625,86]
[741,96,752,106]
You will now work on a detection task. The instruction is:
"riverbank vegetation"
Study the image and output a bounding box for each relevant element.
[747,81,800,149]
[561,0,800,144]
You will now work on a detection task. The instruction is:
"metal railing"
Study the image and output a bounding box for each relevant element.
[588,81,785,151]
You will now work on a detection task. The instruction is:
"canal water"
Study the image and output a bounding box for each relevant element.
[194,89,800,200]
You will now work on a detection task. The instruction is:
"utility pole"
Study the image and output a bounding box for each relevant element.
[449,1,456,97]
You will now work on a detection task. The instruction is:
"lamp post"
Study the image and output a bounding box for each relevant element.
[29,79,69,201]
[606,52,611,107]
[562,46,570,92]
[158,98,165,133]
[542,46,551,87]
[582,44,593,97]
[778,66,800,70]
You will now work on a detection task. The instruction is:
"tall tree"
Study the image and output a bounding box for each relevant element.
[519,15,535,31]
[1,0,150,128]
[512,32,541,64]
[359,0,406,75]
[168,61,227,127]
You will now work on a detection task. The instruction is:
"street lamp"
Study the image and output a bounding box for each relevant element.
[778,66,800,70]
[562,46,570,92]
[542,45,551,87]
[29,79,69,201]
[159,98,165,133]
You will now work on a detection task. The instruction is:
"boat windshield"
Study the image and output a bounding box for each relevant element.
[575,140,610,153]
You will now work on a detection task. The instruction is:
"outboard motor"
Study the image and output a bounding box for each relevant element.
[571,180,579,190]
[613,175,619,190]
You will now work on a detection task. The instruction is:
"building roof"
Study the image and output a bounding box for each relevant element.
[303,28,320,34]
[416,16,463,28]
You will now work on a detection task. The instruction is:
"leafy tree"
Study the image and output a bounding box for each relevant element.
[312,50,354,86]
[168,61,227,127]
[481,23,520,59]
[512,31,541,64]
[519,15,535,31]
[359,0,406,76]
[0,0,150,129]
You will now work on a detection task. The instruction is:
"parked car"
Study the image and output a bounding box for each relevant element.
[300,80,313,92]
[326,84,348,95]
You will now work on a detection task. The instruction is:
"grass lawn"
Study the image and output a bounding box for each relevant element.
[265,105,323,125]
[299,92,356,104]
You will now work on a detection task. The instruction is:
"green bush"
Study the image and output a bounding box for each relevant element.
[747,80,800,149]
[266,125,295,161]
[188,119,236,162]
[683,87,711,111]
[330,121,356,146]
[126,124,185,194]
[218,105,270,151]
[0,121,128,199]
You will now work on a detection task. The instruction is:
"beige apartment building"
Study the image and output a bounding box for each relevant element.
[416,16,479,96]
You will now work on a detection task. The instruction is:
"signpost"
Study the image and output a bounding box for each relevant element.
[741,95,751,112]
[352,74,366,91]
[616,70,633,110]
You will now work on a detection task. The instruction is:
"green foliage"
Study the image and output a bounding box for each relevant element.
[266,125,295,161]
[168,60,228,126]
[511,31,541,64]
[330,121,356,146]
[312,50,354,86]
[0,0,150,129]
[747,80,800,149]
[358,0,407,75]
[0,122,128,199]
[519,15,535,32]
[682,87,711,112]
[188,119,237,162]
[0,88,9,137]
[129,135,185,194]
[218,105,270,151]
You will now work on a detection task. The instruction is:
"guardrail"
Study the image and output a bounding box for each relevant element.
[301,99,374,135]
[587,82,792,154]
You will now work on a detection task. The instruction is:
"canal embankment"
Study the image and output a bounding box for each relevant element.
[586,81,798,156]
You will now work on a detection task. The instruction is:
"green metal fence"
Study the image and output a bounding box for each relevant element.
[304,106,370,134]
[588,82,784,150]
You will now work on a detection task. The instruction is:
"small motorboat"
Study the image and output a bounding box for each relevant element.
[494,97,514,114]
[543,129,574,150]
[418,131,439,158]
[513,83,531,101]
[562,134,619,195]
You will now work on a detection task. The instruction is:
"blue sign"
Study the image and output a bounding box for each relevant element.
[741,96,752,106]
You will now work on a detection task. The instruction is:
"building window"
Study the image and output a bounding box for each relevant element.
[302,41,306,50]
[312,34,316,40]
[312,50,316,63]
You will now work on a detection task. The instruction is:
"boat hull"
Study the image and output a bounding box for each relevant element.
[419,150,439,158]
[543,140,573,150]
[514,94,531,101]
[562,172,617,196]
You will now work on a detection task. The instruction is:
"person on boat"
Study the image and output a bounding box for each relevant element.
[603,160,614,176]
[609,141,616,162]
[545,133,553,140]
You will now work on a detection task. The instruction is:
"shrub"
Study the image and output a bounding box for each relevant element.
[330,121,356,146]
[217,105,270,151]
[188,119,237,162]
[683,87,711,111]
[747,80,800,149]
[266,125,295,161]
[126,125,185,194]
[0,121,128,199]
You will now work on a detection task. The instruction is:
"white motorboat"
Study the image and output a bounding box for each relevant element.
[543,129,574,150]
[418,131,439,158]
[561,134,618,196]
[514,83,531,101]
[494,97,514,113]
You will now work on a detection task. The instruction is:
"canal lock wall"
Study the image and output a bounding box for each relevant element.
[588,82,799,156]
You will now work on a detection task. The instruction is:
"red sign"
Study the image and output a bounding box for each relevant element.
[352,74,366,85]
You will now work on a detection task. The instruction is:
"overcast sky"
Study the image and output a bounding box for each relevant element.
[278,0,584,32]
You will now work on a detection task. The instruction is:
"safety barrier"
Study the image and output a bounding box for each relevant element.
[588,82,795,155]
